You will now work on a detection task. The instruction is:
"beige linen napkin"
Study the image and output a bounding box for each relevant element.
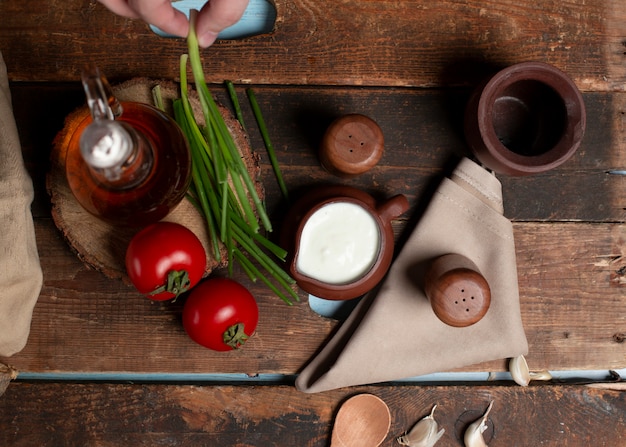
[0,51,43,357]
[296,157,528,393]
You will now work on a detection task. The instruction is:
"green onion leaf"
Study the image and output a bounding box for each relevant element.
[170,10,298,304]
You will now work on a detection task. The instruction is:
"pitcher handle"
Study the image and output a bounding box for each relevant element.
[377,194,409,223]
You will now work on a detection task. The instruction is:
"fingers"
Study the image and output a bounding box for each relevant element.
[127,0,190,37]
[195,0,250,47]
[97,0,190,38]
[97,0,249,47]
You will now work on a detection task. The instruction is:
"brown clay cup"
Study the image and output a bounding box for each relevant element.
[464,61,586,176]
[281,185,409,301]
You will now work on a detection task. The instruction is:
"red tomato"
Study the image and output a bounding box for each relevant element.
[125,222,206,301]
[182,278,259,351]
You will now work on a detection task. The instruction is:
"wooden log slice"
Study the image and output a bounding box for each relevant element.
[47,78,262,282]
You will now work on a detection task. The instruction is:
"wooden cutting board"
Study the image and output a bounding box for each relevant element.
[47,78,261,282]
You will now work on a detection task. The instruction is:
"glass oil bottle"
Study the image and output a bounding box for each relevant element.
[65,66,191,226]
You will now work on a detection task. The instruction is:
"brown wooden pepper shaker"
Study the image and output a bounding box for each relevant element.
[319,114,384,177]
[424,254,491,327]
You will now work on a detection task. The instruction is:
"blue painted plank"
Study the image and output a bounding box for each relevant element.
[16,369,623,384]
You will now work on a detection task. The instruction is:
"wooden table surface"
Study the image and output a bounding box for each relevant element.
[1,0,625,445]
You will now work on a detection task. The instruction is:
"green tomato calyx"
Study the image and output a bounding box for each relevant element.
[223,323,249,349]
[150,269,191,298]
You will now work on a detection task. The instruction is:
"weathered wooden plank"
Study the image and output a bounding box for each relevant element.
[1,219,623,375]
[10,83,626,222]
[0,382,624,446]
[0,0,624,90]
[0,3,623,445]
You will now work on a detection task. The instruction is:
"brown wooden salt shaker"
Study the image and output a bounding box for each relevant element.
[424,254,491,327]
[319,114,384,177]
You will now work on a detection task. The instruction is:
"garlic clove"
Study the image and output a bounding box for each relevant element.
[463,401,493,447]
[509,355,552,386]
[529,370,553,381]
[397,404,445,447]
[509,355,530,386]
[0,363,18,398]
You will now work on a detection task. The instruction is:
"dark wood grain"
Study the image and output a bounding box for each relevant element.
[1,1,624,90]
[0,382,624,446]
[11,83,626,222]
[1,1,625,444]
[2,81,625,376]
[0,219,623,375]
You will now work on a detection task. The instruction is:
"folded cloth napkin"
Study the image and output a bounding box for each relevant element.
[0,51,43,357]
[296,157,528,393]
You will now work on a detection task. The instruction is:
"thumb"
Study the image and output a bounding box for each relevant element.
[195,0,249,47]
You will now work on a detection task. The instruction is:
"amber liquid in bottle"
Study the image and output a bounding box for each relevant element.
[65,102,191,227]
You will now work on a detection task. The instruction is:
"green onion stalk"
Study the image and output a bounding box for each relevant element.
[171,10,298,305]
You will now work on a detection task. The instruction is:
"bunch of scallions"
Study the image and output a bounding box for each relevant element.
[170,10,298,305]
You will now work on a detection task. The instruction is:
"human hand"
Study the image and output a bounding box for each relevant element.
[97,0,250,47]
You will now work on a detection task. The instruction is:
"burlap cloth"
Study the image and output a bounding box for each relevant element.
[0,51,43,358]
[296,157,528,393]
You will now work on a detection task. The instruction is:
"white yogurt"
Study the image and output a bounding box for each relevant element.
[296,202,380,285]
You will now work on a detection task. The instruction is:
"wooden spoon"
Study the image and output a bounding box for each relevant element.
[330,393,391,447]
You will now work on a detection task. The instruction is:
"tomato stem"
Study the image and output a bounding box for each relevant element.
[223,323,249,349]
[150,270,191,298]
